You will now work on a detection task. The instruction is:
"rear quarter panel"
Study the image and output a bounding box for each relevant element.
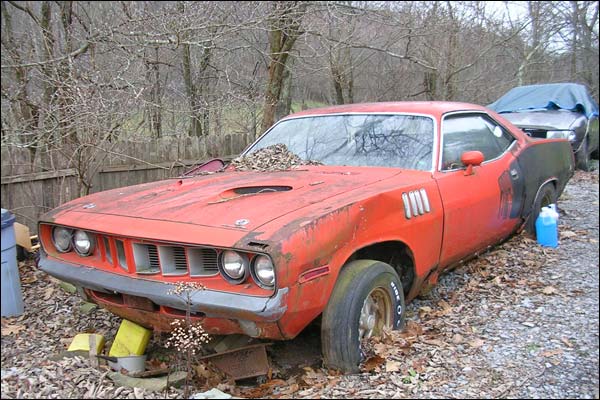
[515,139,574,218]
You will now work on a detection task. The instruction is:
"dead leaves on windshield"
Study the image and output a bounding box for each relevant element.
[230,143,322,172]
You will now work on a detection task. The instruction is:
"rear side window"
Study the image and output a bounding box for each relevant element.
[441,114,514,170]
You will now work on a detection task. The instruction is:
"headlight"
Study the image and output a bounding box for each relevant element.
[220,250,248,282]
[547,130,576,141]
[73,230,95,256]
[52,227,73,253]
[252,255,275,288]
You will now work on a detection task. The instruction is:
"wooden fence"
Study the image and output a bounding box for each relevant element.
[1,134,251,233]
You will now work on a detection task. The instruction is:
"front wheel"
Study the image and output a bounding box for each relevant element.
[321,260,405,373]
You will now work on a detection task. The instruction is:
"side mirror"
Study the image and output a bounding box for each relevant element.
[461,151,484,176]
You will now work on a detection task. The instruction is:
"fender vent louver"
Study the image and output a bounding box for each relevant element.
[402,189,431,219]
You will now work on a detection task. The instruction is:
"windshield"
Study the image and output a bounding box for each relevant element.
[246,114,435,171]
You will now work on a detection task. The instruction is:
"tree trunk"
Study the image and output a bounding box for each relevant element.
[260,2,305,133]
[182,38,203,137]
[40,1,57,145]
[262,52,289,132]
[347,49,354,103]
[58,0,79,145]
[276,57,294,120]
[145,47,162,138]
[179,1,207,137]
[424,71,437,101]
[332,66,345,105]
[1,2,40,163]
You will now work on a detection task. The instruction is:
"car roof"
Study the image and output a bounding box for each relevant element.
[286,101,490,119]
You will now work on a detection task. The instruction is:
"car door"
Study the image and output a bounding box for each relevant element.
[434,112,524,268]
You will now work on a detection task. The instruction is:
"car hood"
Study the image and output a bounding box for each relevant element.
[500,110,581,130]
[45,166,404,232]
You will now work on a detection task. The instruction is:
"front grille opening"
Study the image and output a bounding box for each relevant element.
[103,237,113,264]
[133,243,161,275]
[163,306,205,318]
[522,128,548,138]
[188,248,219,276]
[123,294,159,312]
[159,246,188,276]
[92,290,124,304]
[115,240,128,271]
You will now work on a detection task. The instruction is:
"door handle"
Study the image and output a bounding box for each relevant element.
[510,169,519,180]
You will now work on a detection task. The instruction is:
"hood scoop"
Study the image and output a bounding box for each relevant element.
[233,186,293,195]
[209,185,294,205]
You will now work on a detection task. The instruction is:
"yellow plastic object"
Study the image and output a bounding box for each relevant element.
[67,333,105,354]
[109,319,152,357]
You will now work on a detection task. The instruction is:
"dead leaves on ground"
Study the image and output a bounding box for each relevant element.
[541,286,558,295]
[560,229,593,242]
[232,367,342,398]
[1,319,26,336]
[359,228,578,377]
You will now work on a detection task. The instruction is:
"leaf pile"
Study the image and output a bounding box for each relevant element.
[230,144,322,172]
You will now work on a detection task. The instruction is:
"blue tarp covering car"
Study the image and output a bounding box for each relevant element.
[488,83,599,119]
[488,83,599,171]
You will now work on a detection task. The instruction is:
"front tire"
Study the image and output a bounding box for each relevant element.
[321,260,405,373]
[526,183,557,237]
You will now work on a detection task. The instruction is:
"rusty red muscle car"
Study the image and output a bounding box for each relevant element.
[37,102,574,372]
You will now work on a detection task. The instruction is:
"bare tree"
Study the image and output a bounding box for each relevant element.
[260,1,307,133]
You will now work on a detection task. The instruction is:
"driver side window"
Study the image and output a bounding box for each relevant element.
[441,114,514,170]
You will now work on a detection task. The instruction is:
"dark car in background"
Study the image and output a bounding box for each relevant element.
[489,83,599,171]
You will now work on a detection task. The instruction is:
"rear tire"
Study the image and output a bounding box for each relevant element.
[321,260,405,373]
[526,183,557,237]
[576,138,590,171]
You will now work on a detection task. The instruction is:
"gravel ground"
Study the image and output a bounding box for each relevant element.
[1,165,598,399]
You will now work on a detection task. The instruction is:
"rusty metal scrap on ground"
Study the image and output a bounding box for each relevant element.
[198,343,272,381]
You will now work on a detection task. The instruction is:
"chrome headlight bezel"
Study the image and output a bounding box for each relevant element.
[73,229,96,256]
[251,254,276,289]
[52,226,73,253]
[219,250,249,284]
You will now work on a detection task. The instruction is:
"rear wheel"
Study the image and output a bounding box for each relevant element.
[321,260,405,373]
[526,183,557,237]
[576,138,590,171]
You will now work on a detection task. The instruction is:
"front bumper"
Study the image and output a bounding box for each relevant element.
[38,253,288,337]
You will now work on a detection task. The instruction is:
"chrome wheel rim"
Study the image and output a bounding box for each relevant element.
[358,287,392,339]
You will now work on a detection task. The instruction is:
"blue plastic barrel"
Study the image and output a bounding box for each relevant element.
[535,208,558,248]
[1,208,24,317]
